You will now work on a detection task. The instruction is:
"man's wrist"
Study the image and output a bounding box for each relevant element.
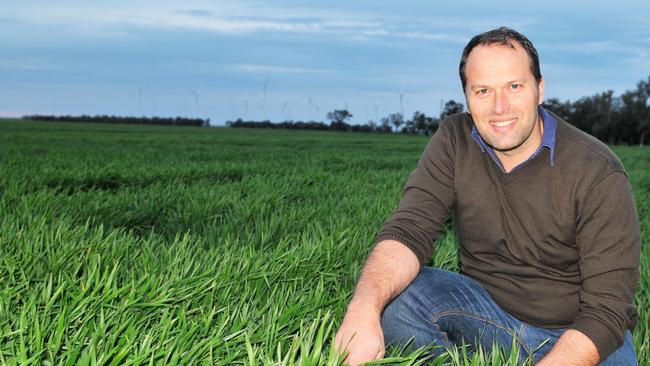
[537,329,600,366]
[346,298,383,319]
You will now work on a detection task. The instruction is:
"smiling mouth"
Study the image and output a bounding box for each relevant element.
[490,118,517,127]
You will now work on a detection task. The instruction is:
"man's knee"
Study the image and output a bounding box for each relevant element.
[381,268,465,331]
[381,284,418,336]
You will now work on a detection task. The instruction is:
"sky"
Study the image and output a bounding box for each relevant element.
[1,0,649,125]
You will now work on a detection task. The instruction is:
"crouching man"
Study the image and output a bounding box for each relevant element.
[334,27,640,365]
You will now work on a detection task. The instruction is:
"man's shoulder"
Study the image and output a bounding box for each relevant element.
[553,114,625,173]
[435,112,474,146]
[440,112,473,132]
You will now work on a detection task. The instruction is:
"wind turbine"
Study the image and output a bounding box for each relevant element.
[374,101,379,122]
[281,100,290,120]
[399,82,405,117]
[138,84,151,116]
[307,97,314,121]
[181,96,189,116]
[83,101,93,116]
[138,88,143,116]
[191,87,202,118]
[262,78,269,120]
[243,92,249,120]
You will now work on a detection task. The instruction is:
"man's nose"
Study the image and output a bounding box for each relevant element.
[493,91,510,115]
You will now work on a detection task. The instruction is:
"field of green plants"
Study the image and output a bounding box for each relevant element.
[0,119,648,365]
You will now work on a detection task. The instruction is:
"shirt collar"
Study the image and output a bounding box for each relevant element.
[470,106,557,167]
[538,106,557,165]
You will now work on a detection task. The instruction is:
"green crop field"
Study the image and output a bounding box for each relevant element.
[0,119,648,365]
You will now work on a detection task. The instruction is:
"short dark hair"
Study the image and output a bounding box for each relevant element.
[459,27,542,93]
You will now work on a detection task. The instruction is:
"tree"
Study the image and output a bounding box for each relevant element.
[619,78,650,146]
[368,120,378,132]
[410,111,439,136]
[326,109,352,131]
[633,77,650,146]
[543,98,572,122]
[412,111,427,134]
[425,116,440,136]
[388,113,404,132]
[402,118,415,134]
[379,117,392,133]
[440,100,464,120]
[569,90,617,143]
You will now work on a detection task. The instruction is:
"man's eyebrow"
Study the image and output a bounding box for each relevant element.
[469,84,490,90]
[470,79,528,89]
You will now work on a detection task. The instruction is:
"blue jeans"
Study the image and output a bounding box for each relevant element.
[381,268,637,365]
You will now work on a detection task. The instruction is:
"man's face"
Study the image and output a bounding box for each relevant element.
[464,42,544,161]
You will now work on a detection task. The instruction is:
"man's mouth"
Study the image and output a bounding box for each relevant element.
[490,118,517,127]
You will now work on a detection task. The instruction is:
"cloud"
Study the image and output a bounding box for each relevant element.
[159,61,334,76]
[176,9,214,18]
[232,64,333,74]
[576,41,619,52]
[1,2,468,44]
[545,40,650,58]
[0,58,59,72]
[397,31,468,43]
[169,17,323,33]
[129,12,394,37]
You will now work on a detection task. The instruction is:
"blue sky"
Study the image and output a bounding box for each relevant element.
[1,0,649,124]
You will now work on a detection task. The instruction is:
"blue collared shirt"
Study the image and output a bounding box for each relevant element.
[470,106,557,172]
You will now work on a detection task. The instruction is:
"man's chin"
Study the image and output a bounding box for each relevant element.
[488,140,525,153]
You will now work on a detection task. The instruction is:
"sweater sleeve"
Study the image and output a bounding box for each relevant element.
[374,120,457,265]
[570,171,640,360]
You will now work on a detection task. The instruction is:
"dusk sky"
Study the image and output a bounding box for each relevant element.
[2,0,649,124]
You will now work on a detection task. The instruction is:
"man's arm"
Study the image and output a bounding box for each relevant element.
[334,120,457,365]
[334,239,420,366]
[538,170,640,364]
[536,329,600,366]
[569,171,640,359]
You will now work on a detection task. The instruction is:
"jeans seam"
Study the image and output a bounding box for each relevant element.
[517,323,531,358]
[430,309,529,353]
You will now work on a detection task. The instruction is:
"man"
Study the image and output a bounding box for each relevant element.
[334,27,640,365]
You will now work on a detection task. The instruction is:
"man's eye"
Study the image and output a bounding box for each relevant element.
[511,83,521,90]
[477,89,488,95]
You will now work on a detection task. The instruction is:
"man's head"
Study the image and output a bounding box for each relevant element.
[460,27,545,164]
[459,27,542,93]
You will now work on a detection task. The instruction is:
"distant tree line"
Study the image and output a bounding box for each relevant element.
[228,76,650,145]
[22,115,210,127]
[227,100,466,136]
[543,76,650,146]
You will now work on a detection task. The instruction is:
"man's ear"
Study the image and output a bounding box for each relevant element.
[537,78,545,105]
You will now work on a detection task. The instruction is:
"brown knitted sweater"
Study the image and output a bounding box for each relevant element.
[375,111,640,359]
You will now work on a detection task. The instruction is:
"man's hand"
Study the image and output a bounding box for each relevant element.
[332,240,420,365]
[536,329,600,366]
[334,308,385,365]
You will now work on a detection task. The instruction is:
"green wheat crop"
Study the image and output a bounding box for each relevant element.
[0,120,648,365]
